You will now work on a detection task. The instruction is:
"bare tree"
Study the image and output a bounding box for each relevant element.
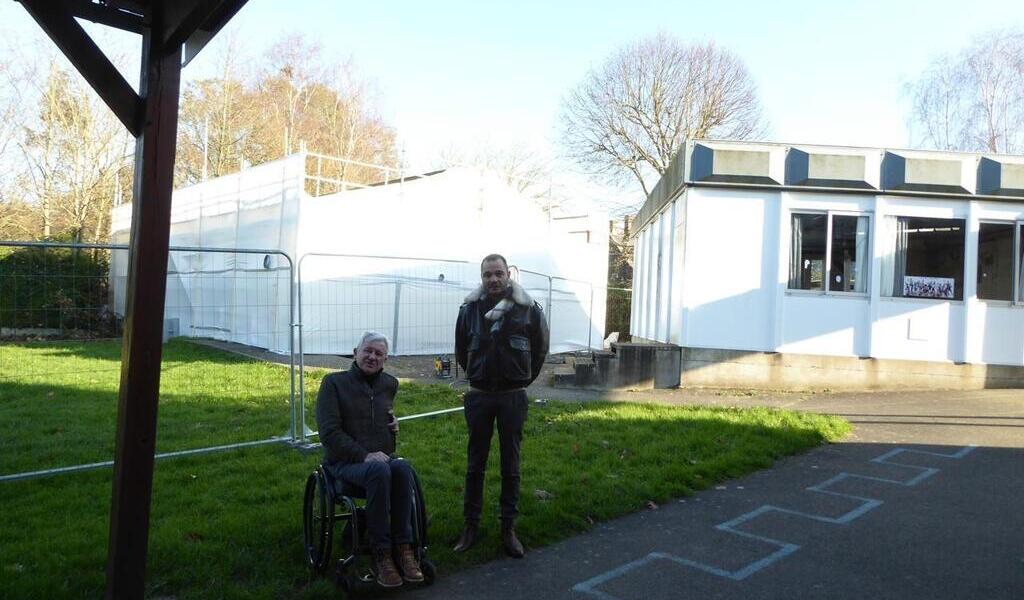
[177,29,256,186]
[438,142,560,208]
[228,33,398,187]
[19,60,131,242]
[908,28,1024,153]
[560,33,767,198]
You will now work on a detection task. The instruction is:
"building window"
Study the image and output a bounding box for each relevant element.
[881,216,965,301]
[977,222,1015,301]
[789,212,869,294]
[1020,224,1024,301]
[789,214,826,291]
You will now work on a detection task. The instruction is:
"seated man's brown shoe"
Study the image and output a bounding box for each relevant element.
[452,521,478,553]
[501,521,525,558]
[372,547,403,588]
[395,544,424,583]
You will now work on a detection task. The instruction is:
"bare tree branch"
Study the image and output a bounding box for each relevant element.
[559,34,767,204]
[908,27,1024,153]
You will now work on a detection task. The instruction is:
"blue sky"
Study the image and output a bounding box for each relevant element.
[4,0,1024,208]
[210,0,1024,162]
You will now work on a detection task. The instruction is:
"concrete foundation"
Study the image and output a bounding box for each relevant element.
[552,342,681,390]
[682,347,1024,391]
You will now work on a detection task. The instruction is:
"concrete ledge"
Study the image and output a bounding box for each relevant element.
[551,343,681,390]
[682,347,1024,391]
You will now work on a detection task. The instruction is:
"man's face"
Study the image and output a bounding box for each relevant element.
[355,340,388,375]
[480,258,510,298]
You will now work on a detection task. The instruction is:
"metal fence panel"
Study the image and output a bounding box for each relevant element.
[0,241,296,482]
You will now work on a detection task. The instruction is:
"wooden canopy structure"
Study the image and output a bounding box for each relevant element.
[13,2,249,598]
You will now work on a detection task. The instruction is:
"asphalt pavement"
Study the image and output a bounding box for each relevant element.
[403,388,1024,600]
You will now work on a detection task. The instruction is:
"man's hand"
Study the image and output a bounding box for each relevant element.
[364,451,390,463]
[388,412,400,435]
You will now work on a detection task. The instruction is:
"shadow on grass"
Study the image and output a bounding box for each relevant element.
[0,391,850,600]
[1,337,265,366]
[0,377,298,475]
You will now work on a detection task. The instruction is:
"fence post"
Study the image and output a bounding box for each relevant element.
[588,284,594,349]
[546,276,553,328]
[286,253,296,444]
[296,254,307,444]
[392,281,402,355]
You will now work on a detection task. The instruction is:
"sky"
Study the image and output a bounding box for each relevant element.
[4,0,1024,212]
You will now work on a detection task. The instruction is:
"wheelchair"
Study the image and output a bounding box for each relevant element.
[303,461,437,593]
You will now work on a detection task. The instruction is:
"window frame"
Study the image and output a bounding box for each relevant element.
[976,219,1024,305]
[883,214,967,303]
[974,218,1015,303]
[787,209,872,298]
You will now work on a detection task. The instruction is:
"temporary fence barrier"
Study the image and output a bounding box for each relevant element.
[0,241,296,482]
[1,241,604,479]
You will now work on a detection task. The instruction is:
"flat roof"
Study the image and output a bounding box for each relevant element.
[635,139,1024,234]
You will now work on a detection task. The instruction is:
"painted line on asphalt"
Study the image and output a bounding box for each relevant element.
[572,444,977,599]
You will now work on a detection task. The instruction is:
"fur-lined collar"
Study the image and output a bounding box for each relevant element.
[464,280,533,306]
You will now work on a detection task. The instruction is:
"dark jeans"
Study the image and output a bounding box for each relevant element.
[463,389,528,523]
[329,458,416,550]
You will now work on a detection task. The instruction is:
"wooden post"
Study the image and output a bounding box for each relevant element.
[104,26,182,600]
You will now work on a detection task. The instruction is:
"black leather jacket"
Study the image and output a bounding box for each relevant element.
[315,362,397,465]
[455,283,550,391]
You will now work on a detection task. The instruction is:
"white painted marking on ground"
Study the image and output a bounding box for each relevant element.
[572,445,977,598]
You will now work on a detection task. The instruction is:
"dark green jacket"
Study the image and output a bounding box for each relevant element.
[316,363,398,466]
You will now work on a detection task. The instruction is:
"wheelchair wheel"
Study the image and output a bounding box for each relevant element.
[420,557,437,586]
[337,503,366,558]
[303,469,334,572]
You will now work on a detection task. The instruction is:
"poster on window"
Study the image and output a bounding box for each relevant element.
[903,276,955,299]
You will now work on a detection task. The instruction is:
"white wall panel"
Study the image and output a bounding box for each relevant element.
[683,189,777,351]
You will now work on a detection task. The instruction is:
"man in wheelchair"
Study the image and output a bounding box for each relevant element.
[315,331,422,588]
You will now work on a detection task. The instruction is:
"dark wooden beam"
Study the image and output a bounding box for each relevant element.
[18,0,142,136]
[162,0,248,65]
[104,23,182,600]
[162,0,219,50]
[66,0,148,34]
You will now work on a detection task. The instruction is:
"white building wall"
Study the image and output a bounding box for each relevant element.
[778,192,876,357]
[964,200,1024,365]
[780,296,870,357]
[635,185,1024,367]
[872,299,965,362]
[111,156,608,355]
[682,188,777,352]
[868,196,970,363]
[654,207,673,340]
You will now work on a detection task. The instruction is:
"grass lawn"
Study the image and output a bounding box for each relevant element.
[0,340,850,599]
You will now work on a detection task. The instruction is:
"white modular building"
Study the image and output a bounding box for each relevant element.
[631,140,1024,389]
[110,153,608,356]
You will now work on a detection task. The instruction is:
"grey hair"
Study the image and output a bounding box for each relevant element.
[356,331,390,354]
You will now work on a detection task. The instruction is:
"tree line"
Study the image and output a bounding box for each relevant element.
[0,32,396,244]
[1,25,1019,249]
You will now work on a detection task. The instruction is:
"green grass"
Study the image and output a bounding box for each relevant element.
[0,340,850,599]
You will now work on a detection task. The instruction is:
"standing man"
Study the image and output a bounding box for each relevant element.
[453,254,549,558]
[316,331,423,588]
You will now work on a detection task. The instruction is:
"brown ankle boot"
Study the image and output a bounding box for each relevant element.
[453,521,479,552]
[501,520,525,558]
[395,544,424,582]
[373,547,403,588]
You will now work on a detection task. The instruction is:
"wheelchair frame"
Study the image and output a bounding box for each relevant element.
[302,462,436,592]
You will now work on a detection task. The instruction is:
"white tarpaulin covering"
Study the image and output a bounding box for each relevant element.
[110,153,608,356]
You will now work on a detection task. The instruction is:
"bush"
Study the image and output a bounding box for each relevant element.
[605,287,632,338]
[0,245,121,336]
